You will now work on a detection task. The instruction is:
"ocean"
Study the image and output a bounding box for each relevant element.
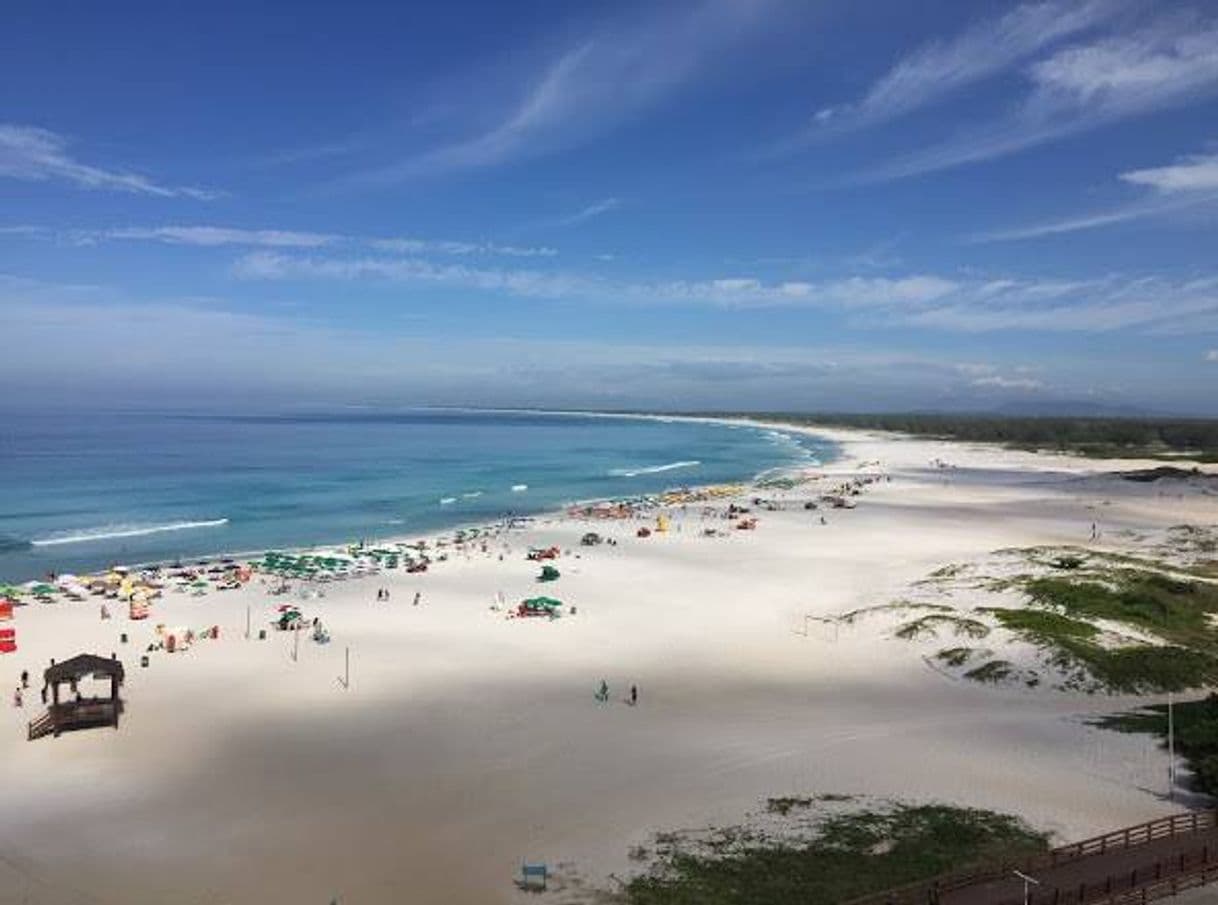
[0,409,835,582]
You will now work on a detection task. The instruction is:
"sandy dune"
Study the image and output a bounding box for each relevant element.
[1,423,1215,904]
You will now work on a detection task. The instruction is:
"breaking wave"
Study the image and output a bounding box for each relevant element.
[30,519,229,547]
[609,460,700,478]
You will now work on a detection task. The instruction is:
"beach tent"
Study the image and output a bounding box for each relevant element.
[580,532,602,546]
[538,565,560,582]
[518,596,563,617]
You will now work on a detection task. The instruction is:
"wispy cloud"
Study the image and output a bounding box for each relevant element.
[367,238,556,257]
[855,15,1218,183]
[1208,349,1218,362]
[98,226,337,248]
[797,0,1113,143]
[341,1,777,184]
[234,249,959,310]
[552,197,621,227]
[232,249,1218,335]
[2,223,556,257]
[0,124,216,199]
[971,374,1045,390]
[973,149,1218,241]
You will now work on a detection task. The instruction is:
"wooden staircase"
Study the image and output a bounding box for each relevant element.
[27,711,54,741]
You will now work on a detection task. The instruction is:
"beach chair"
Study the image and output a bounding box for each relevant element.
[519,862,547,891]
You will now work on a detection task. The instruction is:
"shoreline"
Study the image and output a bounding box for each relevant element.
[2,413,840,586]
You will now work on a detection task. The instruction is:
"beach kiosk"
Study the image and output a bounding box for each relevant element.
[28,653,125,740]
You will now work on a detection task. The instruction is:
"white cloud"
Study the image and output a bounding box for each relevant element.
[3,222,557,257]
[856,17,1218,183]
[342,1,777,183]
[234,249,1218,334]
[99,226,337,248]
[0,124,216,199]
[1208,349,1218,361]
[234,250,961,311]
[553,197,621,227]
[972,375,1045,390]
[973,149,1218,242]
[801,0,1113,140]
[367,238,556,257]
[232,251,587,298]
[1122,152,1218,192]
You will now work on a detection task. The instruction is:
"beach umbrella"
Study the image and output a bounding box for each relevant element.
[30,583,56,596]
[0,585,23,598]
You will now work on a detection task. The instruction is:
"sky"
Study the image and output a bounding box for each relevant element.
[2,0,1218,415]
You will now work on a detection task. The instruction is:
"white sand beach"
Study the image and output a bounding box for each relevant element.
[2,422,1216,904]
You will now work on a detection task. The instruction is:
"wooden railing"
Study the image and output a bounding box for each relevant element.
[27,711,54,741]
[1015,842,1216,905]
[1104,863,1218,904]
[842,810,1218,905]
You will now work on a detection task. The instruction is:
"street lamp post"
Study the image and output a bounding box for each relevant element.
[1168,690,1176,801]
[1013,869,1040,905]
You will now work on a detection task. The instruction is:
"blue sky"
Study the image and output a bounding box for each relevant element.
[3,0,1218,414]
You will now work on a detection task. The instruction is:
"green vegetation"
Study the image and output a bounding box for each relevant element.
[1097,694,1218,796]
[1063,645,1218,694]
[935,647,978,668]
[983,607,1098,642]
[1023,571,1218,648]
[620,803,1047,905]
[963,661,1016,684]
[894,614,989,641]
[720,414,1218,462]
[981,572,1218,693]
[837,601,952,625]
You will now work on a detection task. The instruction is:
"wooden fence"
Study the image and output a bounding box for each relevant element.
[842,810,1218,905]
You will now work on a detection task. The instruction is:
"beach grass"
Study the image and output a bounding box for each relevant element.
[1023,571,1218,647]
[620,803,1047,905]
[893,614,989,641]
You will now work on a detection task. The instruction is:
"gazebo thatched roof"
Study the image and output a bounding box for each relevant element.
[45,653,125,686]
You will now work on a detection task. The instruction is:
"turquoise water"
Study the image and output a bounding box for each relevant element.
[0,410,834,581]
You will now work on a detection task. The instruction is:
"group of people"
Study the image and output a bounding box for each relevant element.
[375,588,423,606]
[595,679,639,706]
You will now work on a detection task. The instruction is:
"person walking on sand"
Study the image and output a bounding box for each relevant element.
[596,679,609,703]
[12,685,22,708]
[630,684,638,706]
[20,669,29,689]
[413,591,421,607]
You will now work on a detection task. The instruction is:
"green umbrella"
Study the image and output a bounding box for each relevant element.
[30,583,56,595]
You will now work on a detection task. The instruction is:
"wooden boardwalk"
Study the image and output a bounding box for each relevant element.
[847,811,1218,905]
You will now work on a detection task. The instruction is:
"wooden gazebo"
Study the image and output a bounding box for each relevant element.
[28,653,125,740]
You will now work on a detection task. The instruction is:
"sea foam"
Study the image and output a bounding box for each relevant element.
[30,519,229,547]
[609,460,700,478]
